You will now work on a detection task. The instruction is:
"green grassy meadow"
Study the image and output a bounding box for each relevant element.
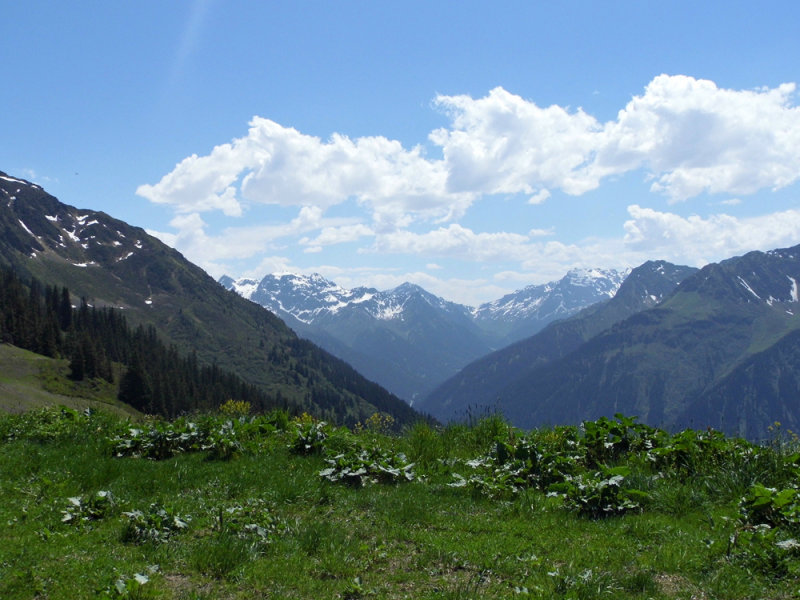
[3,401,800,599]
[0,343,137,417]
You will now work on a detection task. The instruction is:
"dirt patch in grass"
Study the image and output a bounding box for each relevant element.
[655,573,707,599]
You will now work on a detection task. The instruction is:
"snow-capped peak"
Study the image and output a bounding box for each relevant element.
[221,268,633,334]
[225,277,260,300]
[221,273,380,324]
[563,267,631,292]
[474,267,629,323]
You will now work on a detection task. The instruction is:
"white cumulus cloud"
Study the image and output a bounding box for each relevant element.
[137,142,251,216]
[299,223,374,253]
[597,75,800,201]
[428,76,800,203]
[137,75,800,303]
[373,224,532,262]
[431,87,602,196]
[140,76,800,220]
[622,204,800,264]
[139,116,474,231]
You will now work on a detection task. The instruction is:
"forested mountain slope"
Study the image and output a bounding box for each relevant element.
[0,171,418,426]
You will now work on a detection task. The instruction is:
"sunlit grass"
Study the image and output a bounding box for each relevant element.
[1,407,799,598]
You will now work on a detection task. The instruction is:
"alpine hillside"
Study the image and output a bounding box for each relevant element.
[221,268,629,402]
[418,260,698,421]
[0,171,419,426]
[423,246,800,441]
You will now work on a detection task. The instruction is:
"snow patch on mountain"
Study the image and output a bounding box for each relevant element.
[222,267,631,335]
[224,273,381,324]
[0,175,30,186]
[473,267,630,323]
[17,219,36,237]
[228,278,260,300]
[737,276,761,300]
[789,276,799,302]
[373,301,405,321]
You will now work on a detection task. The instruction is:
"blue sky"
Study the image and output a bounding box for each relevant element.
[3,1,800,305]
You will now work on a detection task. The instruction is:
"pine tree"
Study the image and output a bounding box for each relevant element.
[59,287,72,330]
[69,341,85,381]
[118,353,152,413]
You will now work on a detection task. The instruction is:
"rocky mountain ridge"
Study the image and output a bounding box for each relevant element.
[221,267,653,402]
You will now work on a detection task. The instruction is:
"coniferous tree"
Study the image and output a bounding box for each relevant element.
[118,352,152,413]
[69,339,85,381]
[57,287,72,330]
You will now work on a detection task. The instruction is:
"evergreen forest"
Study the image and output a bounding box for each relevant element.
[0,265,281,417]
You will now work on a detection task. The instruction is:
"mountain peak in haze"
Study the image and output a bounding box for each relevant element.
[472,267,631,343]
[221,267,636,401]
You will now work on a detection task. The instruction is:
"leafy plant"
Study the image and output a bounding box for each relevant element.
[289,420,330,455]
[121,503,190,544]
[212,498,282,543]
[61,490,115,525]
[112,419,203,460]
[647,428,732,476]
[98,571,155,599]
[201,420,243,461]
[740,484,800,531]
[450,429,582,499]
[729,523,800,578]
[581,413,663,467]
[548,465,648,518]
[320,446,416,487]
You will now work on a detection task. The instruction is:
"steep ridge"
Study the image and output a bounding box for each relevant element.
[0,171,419,425]
[678,328,800,438]
[480,247,800,439]
[418,260,697,421]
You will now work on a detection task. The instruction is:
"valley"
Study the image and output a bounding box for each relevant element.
[3,170,800,442]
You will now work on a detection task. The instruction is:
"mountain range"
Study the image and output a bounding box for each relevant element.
[417,260,698,420]
[220,268,630,402]
[0,171,418,426]
[420,248,800,440]
[4,168,800,441]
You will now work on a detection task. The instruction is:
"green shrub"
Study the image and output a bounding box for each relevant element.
[320,445,416,487]
[288,420,330,455]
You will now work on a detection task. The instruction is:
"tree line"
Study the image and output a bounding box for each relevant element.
[0,265,277,417]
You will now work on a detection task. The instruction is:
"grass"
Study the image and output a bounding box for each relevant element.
[2,407,800,599]
[0,343,138,418]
